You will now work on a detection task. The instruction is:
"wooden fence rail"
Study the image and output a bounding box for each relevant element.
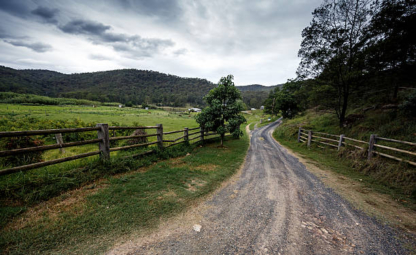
[0,124,231,177]
[297,128,416,167]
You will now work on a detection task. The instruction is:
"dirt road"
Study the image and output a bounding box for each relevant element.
[116,120,406,254]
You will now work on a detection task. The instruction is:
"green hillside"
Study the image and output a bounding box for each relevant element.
[0,66,273,108]
[0,66,215,107]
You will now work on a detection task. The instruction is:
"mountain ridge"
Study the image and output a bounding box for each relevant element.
[0,66,273,108]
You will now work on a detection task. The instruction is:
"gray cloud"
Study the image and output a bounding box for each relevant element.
[0,0,324,84]
[31,6,60,24]
[58,19,174,57]
[173,48,187,56]
[89,54,112,61]
[115,0,182,22]
[0,0,31,18]
[4,40,52,52]
[59,19,110,36]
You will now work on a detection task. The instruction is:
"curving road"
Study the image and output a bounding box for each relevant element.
[124,120,405,254]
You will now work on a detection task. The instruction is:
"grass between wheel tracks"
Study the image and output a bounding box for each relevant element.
[0,131,249,254]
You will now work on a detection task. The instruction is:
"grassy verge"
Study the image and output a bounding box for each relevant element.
[242,110,278,130]
[0,132,249,254]
[273,117,416,209]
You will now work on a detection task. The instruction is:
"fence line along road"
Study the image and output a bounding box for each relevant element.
[0,124,228,177]
[297,128,416,167]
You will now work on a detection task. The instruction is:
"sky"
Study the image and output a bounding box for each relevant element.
[0,0,322,86]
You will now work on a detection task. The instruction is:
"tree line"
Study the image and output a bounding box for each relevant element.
[265,0,416,126]
[0,66,271,109]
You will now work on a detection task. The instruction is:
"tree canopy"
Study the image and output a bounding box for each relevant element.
[195,75,246,146]
[292,0,416,126]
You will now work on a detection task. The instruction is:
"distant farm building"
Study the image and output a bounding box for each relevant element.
[188,108,202,112]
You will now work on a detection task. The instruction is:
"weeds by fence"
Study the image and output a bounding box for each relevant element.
[298,128,416,167]
[0,124,228,176]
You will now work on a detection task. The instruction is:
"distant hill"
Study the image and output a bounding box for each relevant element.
[0,66,281,108]
[0,66,216,107]
[236,84,282,92]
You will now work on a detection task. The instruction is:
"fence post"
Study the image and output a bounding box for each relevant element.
[55,133,65,154]
[200,126,205,143]
[338,134,344,151]
[368,134,377,160]
[184,127,189,142]
[157,124,164,149]
[297,127,301,143]
[307,131,312,147]
[96,123,110,160]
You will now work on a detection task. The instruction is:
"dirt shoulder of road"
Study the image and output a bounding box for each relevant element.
[272,139,416,236]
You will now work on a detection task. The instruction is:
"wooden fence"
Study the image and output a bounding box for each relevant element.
[298,128,416,167]
[0,124,230,177]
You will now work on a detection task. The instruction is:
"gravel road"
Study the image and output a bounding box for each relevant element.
[124,120,407,254]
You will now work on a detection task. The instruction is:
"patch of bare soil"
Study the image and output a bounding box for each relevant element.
[274,140,416,235]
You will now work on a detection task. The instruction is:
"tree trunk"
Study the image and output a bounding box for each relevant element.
[339,92,349,127]
[221,135,224,146]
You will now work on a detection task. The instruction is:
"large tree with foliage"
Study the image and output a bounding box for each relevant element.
[297,0,371,127]
[195,75,246,146]
[264,80,307,118]
[365,0,416,99]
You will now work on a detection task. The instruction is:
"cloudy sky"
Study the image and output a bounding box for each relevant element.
[0,0,322,85]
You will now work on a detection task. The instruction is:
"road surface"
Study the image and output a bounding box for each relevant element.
[117,120,406,254]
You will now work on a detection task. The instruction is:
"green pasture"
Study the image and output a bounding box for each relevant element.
[0,104,198,131]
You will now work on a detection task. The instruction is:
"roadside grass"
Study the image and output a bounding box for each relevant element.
[0,132,249,254]
[257,115,281,128]
[273,113,416,209]
[242,110,277,130]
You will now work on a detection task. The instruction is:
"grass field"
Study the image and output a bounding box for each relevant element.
[0,104,199,130]
[0,103,254,254]
[0,131,250,254]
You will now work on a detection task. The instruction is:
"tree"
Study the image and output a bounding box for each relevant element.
[297,0,371,127]
[195,75,246,146]
[264,81,304,118]
[365,0,416,99]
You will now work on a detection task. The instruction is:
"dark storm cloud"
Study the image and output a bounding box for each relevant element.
[58,19,174,57]
[4,40,52,52]
[59,20,110,36]
[31,6,60,24]
[0,0,31,18]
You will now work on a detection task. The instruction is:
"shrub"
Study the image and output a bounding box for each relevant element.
[1,136,44,167]
[400,91,416,118]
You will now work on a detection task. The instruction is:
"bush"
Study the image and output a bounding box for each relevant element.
[400,91,416,118]
[1,136,44,167]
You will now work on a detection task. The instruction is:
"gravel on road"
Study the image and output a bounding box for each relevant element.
[109,120,407,255]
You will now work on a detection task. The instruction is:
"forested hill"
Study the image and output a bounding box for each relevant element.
[236,84,282,92]
[0,66,216,107]
[0,66,273,108]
